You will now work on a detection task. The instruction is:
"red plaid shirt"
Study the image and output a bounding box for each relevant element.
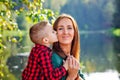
[22,44,66,80]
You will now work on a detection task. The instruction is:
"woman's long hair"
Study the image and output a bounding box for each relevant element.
[53,14,80,61]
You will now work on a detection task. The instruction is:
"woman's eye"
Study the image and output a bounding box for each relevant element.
[67,25,73,30]
[68,27,72,29]
[58,28,63,30]
[67,26,73,30]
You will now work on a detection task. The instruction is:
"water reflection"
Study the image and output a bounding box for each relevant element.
[80,30,116,72]
[85,70,119,80]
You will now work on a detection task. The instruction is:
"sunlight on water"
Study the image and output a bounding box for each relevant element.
[84,70,119,80]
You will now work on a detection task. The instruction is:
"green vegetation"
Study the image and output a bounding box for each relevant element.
[0,0,56,79]
[112,0,120,73]
[0,0,120,79]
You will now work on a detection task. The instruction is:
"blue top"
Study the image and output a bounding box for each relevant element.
[52,52,85,80]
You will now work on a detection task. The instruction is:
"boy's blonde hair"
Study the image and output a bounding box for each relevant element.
[29,21,49,44]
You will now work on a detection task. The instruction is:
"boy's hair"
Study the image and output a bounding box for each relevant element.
[29,20,49,44]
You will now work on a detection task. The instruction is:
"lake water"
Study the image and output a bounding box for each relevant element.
[84,70,120,80]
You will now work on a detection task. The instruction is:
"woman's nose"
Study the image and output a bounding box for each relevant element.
[64,29,68,34]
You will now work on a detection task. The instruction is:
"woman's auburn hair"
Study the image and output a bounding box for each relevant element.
[53,14,80,61]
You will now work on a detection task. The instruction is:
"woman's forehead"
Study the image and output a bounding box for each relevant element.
[58,18,72,25]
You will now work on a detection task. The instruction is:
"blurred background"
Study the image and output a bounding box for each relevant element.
[0,0,120,80]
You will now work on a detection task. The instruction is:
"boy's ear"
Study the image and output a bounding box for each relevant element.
[42,37,49,43]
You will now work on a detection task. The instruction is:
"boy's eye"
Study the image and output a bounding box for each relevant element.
[52,31,54,33]
[52,31,55,33]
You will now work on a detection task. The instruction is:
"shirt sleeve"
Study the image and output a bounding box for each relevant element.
[78,70,86,80]
[38,50,67,80]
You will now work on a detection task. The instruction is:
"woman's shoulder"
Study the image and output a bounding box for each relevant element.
[52,52,63,60]
[52,52,64,68]
[78,70,86,80]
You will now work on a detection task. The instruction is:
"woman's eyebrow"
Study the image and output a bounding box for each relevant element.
[67,25,72,27]
[58,25,64,27]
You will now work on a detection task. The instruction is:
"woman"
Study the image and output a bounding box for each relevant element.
[52,14,85,80]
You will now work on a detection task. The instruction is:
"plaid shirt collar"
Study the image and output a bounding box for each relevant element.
[35,44,52,52]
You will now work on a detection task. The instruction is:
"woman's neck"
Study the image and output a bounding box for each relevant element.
[59,44,71,56]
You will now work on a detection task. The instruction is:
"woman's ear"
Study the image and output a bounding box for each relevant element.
[42,37,49,44]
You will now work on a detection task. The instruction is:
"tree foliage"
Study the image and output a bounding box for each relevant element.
[112,0,120,73]
[0,0,56,79]
[43,0,67,12]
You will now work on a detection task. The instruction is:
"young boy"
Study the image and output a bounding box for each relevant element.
[22,21,68,80]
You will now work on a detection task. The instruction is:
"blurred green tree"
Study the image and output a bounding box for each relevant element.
[0,0,56,79]
[112,0,120,73]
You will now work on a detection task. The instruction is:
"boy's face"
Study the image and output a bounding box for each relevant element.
[45,23,58,44]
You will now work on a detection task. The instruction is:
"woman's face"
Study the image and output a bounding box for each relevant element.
[57,18,74,45]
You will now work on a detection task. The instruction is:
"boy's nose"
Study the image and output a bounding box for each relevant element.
[55,31,57,34]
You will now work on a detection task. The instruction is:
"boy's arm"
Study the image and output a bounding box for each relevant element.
[39,50,67,80]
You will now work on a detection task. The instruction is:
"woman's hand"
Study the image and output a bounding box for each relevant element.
[66,56,80,80]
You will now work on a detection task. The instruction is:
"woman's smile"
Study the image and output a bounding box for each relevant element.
[62,36,69,39]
